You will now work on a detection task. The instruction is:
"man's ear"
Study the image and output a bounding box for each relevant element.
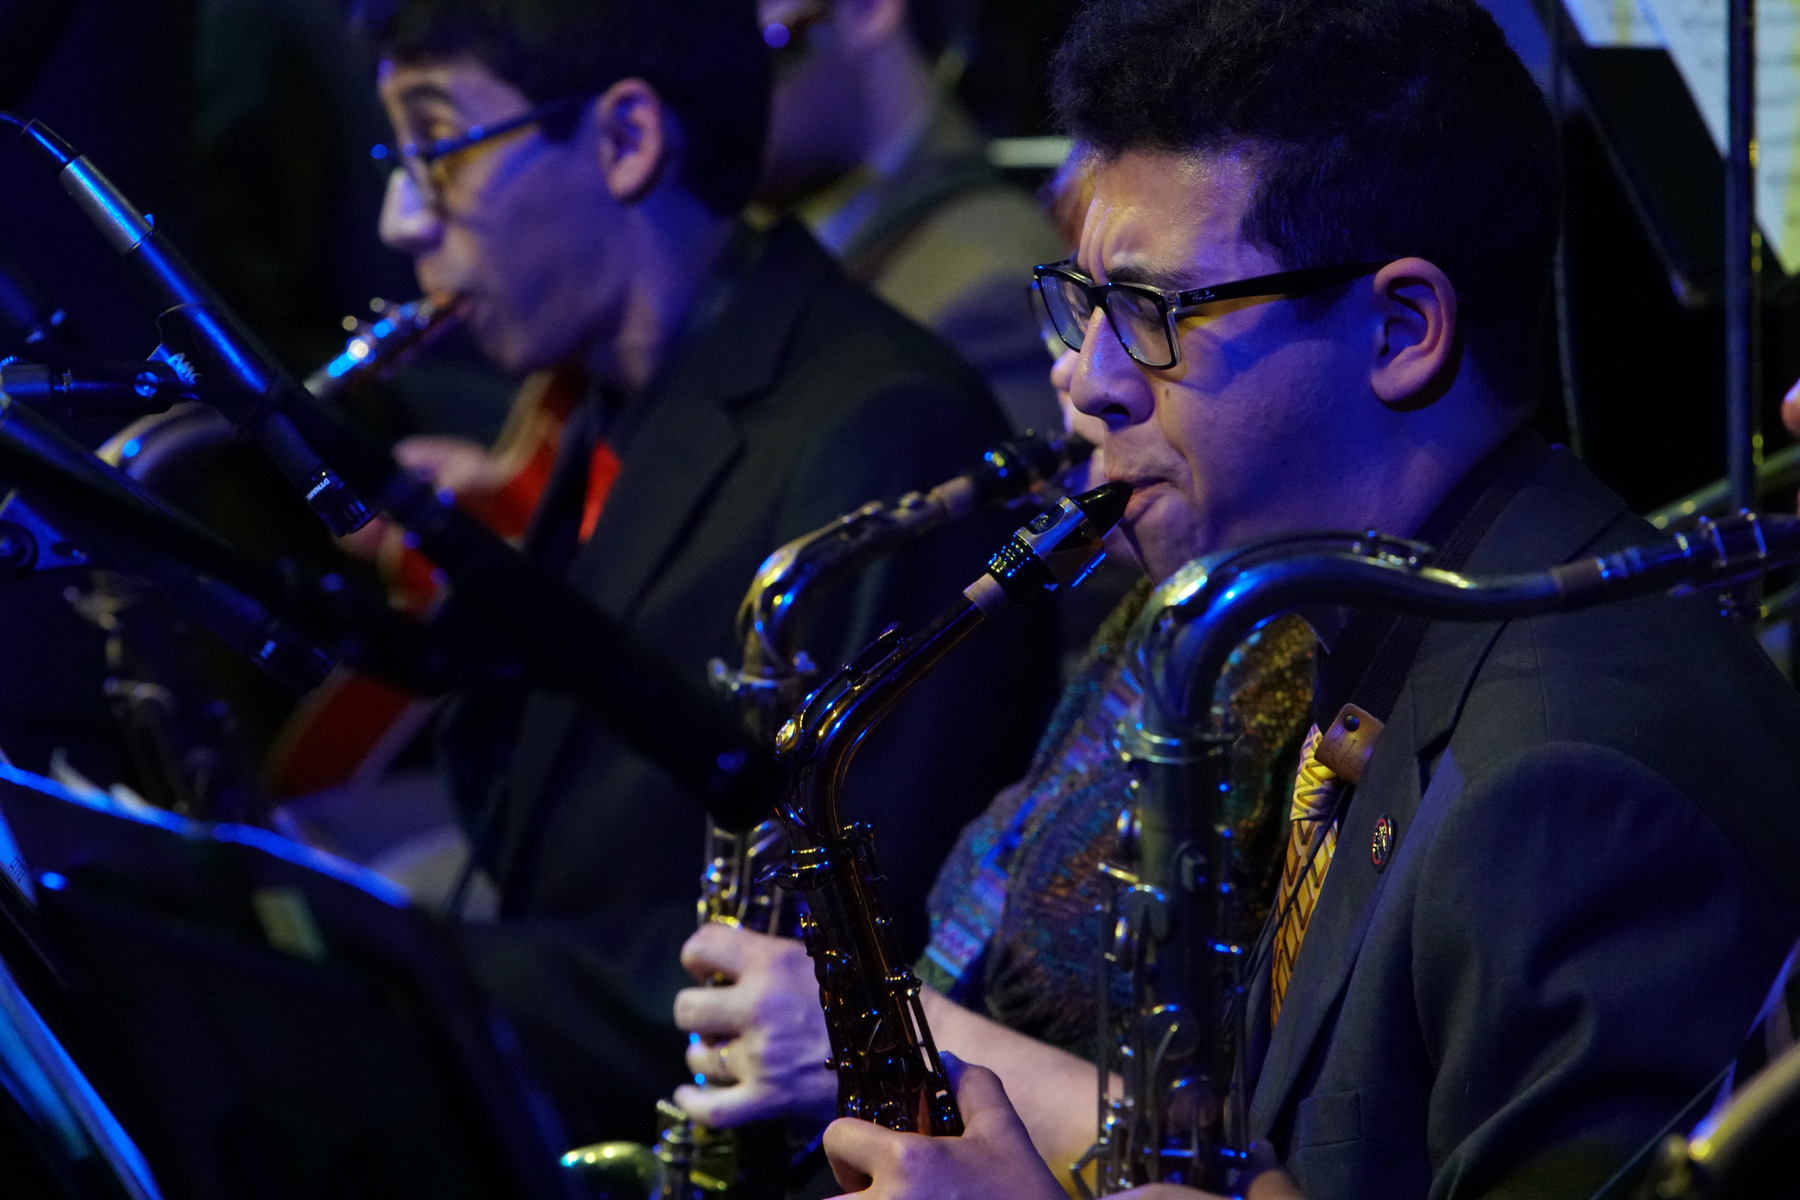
[590,77,670,204]
[1367,256,1460,412]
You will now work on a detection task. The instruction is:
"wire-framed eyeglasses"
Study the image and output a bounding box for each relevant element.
[1031,258,1391,369]
[372,93,593,210]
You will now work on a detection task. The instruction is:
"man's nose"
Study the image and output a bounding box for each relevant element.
[378,168,441,258]
[1069,309,1152,431]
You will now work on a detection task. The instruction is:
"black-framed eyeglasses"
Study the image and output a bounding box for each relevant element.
[372,93,593,210]
[1027,278,1066,361]
[1031,258,1391,369]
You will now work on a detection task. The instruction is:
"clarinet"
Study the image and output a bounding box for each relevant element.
[302,298,458,404]
[1078,513,1800,1195]
[644,432,1095,1198]
[777,481,1131,1134]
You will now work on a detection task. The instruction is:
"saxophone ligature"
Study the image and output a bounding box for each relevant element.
[775,481,1130,1135]
[1080,512,1800,1196]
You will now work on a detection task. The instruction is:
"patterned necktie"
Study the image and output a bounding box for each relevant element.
[1269,723,1345,1027]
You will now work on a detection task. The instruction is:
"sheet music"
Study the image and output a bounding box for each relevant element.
[1564,0,1664,46]
[1639,0,1800,273]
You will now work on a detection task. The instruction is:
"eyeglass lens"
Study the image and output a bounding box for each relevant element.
[373,144,443,207]
[1040,273,1177,368]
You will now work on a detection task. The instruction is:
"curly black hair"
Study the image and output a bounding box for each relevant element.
[354,0,769,216]
[1052,0,1560,401]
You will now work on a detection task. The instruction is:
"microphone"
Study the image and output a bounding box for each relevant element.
[0,364,776,825]
[0,360,195,421]
[0,406,336,693]
[0,112,373,537]
[0,111,776,825]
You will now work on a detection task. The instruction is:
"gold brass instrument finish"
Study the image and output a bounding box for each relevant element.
[636,431,1094,1198]
[648,819,795,1200]
[711,430,1092,747]
[1078,511,1800,1196]
[774,483,1129,1135]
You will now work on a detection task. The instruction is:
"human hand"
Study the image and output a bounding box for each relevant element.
[671,923,837,1128]
[392,434,511,495]
[821,1054,1305,1200]
[821,1055,1066,1199]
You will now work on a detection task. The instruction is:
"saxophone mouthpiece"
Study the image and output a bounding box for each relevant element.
[971,481,1132,612]
[1071,479,1132,533]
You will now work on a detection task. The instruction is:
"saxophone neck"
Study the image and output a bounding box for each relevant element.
[777,482,1131,842]
[776,600,984,844]
[729,430,1100,702]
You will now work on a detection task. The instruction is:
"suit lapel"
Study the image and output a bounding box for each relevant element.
[569,220,832,615]
[1246,448,1633,1133]
[493,224,837,890]
[1247,633,1471,1134]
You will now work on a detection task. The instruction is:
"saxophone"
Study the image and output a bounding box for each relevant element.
[642,431,1095,1198]
[1080,512,1800,1195]
[776,481,1131,1134]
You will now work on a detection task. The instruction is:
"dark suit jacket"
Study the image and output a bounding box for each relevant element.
[446,221,1056,1145]
[1244,448,1800,1200]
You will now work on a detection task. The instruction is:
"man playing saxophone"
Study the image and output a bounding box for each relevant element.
[676,2,1800,1198]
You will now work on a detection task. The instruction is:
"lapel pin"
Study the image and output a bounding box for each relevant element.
[1370,813,1395,871]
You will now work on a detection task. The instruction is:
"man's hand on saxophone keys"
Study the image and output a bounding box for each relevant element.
[820,1055,1066,1200]
[671,922,838,1127]
[821,1056,1308,1200]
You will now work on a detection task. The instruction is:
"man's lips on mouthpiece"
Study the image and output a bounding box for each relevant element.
[1101,480,1156,524]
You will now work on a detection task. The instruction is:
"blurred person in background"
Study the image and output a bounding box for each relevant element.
[755,0,1066,434]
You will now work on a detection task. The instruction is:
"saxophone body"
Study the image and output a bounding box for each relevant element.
[647,816,795,1200]
[1081,513,1800,1195]
[775,482,1130,1134]
[644,432,1095,1195]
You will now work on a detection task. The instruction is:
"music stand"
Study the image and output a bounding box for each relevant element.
[0,766,578,1200]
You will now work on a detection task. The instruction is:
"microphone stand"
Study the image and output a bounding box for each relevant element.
[0,378,778,829]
